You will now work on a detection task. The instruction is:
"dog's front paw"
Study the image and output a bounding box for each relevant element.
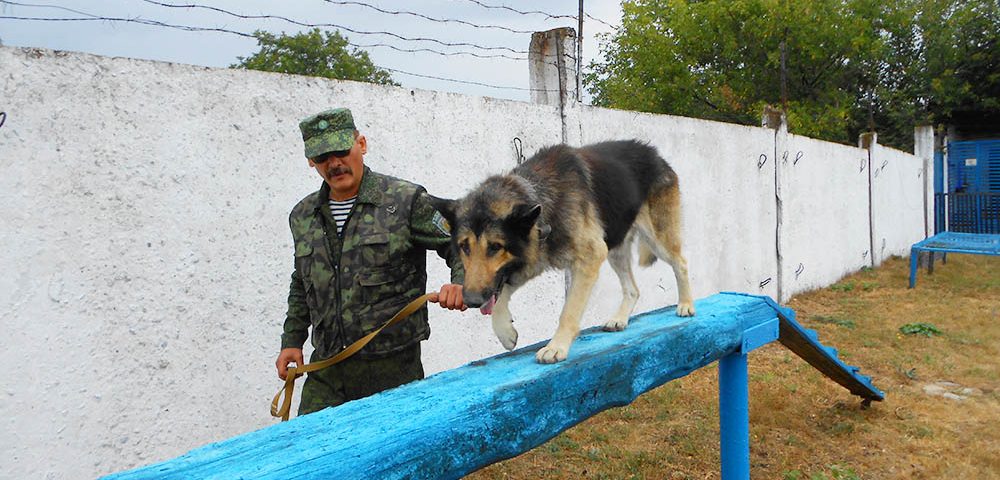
[535,343,569,363]
[493,321,518,351]
[677,302,696,317]
[603,316,629,332]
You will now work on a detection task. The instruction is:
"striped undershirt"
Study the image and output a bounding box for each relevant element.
[328,196,357,235]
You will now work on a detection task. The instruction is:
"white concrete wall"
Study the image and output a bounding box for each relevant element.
[870,143,927,264]
[0,46,926,479]
[780,134,872,298]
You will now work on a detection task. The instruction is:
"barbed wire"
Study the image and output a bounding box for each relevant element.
[387,67,551,92]
[319,0,538,35]
[461,0,615,29]
[0,0,591,93]
[0,13,260,37]
[141,0,528,55]
[0,8,578,93]
[0,3,526,60]
[1,1,580,63]
[0,0,103,19]
[5,16,528,59]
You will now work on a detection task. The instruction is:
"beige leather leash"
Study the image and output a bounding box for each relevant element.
[270,293,435,421]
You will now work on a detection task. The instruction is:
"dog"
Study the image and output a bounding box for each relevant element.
[431,140,695,363]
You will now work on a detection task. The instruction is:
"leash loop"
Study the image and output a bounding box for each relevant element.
[270,293,435,421]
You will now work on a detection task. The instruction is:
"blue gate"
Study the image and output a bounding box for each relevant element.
[947,140,1000,193]
[936,139,1000,233]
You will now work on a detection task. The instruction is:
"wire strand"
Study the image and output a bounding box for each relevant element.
[461,0,615,28]
[320,0,538,35]
[141,0,529,55]
[387,67,545,92]
[0,10,526,60]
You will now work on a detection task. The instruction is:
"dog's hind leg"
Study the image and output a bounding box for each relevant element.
[604,234,639,331]
[537,237,608,364]
[639,187,696,317]
[491,284,520,351]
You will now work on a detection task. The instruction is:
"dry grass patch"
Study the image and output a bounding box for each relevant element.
[468,254,1000,479]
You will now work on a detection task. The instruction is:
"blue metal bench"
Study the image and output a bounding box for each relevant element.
[909,232,1000,288]
[102,293,882,480]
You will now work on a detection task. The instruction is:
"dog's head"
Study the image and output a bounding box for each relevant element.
[430,177,544,310]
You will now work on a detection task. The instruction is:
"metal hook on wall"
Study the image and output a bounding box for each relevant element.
[513,137,525,165]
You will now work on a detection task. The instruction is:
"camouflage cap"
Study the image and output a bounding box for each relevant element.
[299,108,357,158]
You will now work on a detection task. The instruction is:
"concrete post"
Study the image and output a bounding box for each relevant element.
[914,126,935,240]
[762,106,787,303]
[859,132,877,267]
[914,125,945,267]
[528,27,581,146]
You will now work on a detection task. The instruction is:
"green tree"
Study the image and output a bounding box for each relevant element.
[919,1,1000,126]
[232,29,398,86]
[586,0,1000,150]
[859,0,1000,148]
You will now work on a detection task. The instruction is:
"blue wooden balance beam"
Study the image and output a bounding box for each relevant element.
[909,232,1000,288]
[103,293,883,480]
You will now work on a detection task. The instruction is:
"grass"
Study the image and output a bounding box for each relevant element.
[467,254,1000,479]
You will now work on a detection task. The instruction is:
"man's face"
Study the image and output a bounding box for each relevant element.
[310,134,366,200]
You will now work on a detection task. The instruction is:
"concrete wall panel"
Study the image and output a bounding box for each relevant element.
[780,134,872,298]
[871,144,926,264]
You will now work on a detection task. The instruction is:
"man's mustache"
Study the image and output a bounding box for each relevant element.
[326,165,352,177]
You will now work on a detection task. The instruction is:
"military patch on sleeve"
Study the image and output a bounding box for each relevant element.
[432,211,450,236]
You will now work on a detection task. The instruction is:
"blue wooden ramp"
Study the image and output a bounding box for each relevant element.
[103,293,882,480]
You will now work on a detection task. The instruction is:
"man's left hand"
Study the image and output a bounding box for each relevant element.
[430,284,466,311]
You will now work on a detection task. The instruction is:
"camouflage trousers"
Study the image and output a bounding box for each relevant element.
[298,343,424,416]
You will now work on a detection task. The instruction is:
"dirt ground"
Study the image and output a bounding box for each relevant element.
[467,254,1000,480]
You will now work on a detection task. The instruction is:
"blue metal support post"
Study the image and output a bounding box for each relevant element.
[719,352,750,480]
[718,317,781,480]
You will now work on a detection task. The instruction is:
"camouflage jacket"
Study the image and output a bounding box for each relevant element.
[281,166,463,359]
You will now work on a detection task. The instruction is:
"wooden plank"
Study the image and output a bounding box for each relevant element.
[102,293,779,480]
[727,293,885,402]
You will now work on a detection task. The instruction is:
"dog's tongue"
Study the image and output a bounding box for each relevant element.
[480,294,497,315]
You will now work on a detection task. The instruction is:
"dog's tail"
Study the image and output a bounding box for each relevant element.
[638,242,657,267]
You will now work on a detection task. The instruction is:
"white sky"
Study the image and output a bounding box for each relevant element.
[0,0,623,103]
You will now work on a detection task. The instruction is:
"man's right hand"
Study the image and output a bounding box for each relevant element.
[276,347,305,380]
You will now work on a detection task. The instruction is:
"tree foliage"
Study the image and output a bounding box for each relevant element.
[585,0,1000,150]
[232,29,398,86]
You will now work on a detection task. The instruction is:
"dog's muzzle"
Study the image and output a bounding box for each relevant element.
[463,290,490,309]
[465,277,505,315]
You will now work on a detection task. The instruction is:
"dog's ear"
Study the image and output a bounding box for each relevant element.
[508,203,542,237]
[428,195,457,227]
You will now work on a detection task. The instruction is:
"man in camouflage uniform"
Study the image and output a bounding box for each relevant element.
[276,107,465,415]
